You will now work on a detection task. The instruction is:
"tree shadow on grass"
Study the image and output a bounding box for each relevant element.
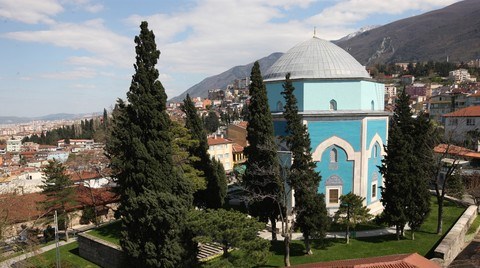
[355,234,406,244]
[269,240,307,257]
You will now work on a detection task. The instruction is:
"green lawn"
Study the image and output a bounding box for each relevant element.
[20,241,99,268]
[264,197,466,267]
[88,220,122,245]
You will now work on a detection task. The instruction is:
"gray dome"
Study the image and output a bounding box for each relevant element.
[264,37,370,81]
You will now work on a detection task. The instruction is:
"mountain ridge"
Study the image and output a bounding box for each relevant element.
[334,0,480,65]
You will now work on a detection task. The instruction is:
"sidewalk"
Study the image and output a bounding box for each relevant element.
[258,225,406,241]
[0,238,76,268]
[0,223,97,268]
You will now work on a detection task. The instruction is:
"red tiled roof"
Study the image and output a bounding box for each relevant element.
[236,121,248,129]
[232,143,244,153]
[293,253,440,268]
[0,186,118,223]
[68,170,102,182]
[434,144,480,159]
[208,137,233,146]
[443,106,480,117]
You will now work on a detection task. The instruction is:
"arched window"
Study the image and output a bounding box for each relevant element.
[371,100,375,110]
[330,99,337,111]
[276,101,283,112]
[330,148,338,163]
[373,144,378,158]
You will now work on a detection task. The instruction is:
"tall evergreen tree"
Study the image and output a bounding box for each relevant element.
[380,87,430,240]
[281,73,328,255]
[106,21,196,267]
[243,61,282,241]
[182,94,227,208]
[40,160,76,241]
[407,112,432,240]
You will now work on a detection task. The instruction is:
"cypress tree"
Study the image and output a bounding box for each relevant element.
[281,73,328,254]
[243,61,282,241]
[182,94,227,208]
[408,112,433,239]
[106,21,196,267]
[380,87,430,240]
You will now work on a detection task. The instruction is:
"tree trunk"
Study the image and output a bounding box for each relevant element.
[305,234,313,255]
[284,233,290,267]
[437,198,444,235]
[271,216,277,241]
[222,243,228,257]
[346,224,350,244]
[64,210,69,242]
[396,225,400,240]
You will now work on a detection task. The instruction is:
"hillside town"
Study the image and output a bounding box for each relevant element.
[4,1,480,267]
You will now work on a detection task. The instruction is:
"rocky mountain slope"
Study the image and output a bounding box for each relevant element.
[334,0,480,65]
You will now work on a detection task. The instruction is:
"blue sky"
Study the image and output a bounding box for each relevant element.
[0,0,462,117]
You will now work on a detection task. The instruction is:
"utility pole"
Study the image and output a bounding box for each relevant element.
[54,210,61,268]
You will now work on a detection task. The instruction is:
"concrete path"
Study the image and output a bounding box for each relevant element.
[258,225,406,241]
[0,238,76,268]
[0,223,97,268]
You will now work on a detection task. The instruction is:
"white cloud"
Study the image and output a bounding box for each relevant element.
[40,67,97,79]
[4,19,132,68]
[62,0,103,13]
[71,83,96,89]
[0,0,63,24]
[67,56,109,67]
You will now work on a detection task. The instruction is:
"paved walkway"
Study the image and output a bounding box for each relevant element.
[258,224,407,241]
[0,239,76,268]
[0,223,97,268]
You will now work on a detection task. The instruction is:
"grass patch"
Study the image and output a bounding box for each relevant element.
[263,197,465,267]
[467,215,480,236]
[20,241,99,268]
[328,221,385,232]
[88,221,122,245]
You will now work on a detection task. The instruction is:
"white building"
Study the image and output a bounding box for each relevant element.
[6,137,22,152]
[449,69,477,83]
[207,136,234,172]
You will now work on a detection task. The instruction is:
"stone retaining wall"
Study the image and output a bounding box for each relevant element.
[433,205,477,267]
[77,232,126,268]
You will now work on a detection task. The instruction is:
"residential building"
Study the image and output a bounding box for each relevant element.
[207,136,234,172]
[400,74,415,85]
[265,36,388,214]
[443,106,480,143]
[227,121,248,147]
[6,137,22,153]
[449,68,477,83]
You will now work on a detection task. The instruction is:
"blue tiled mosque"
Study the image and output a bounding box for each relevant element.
[264,36,389,214]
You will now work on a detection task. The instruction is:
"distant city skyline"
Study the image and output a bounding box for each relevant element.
[0,0,462,117]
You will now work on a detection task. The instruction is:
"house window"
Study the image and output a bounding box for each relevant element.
[330,99,337,111]
[372,183,377,200]
[467,118,475,126]
[330,148,338,163]
[448,118,458,126]
[373,145,378,158]
[328,188,340,204]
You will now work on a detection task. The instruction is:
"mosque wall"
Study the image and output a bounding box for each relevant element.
[360,81,386,111]
[265,81,304,112]
[303,80,363,111]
